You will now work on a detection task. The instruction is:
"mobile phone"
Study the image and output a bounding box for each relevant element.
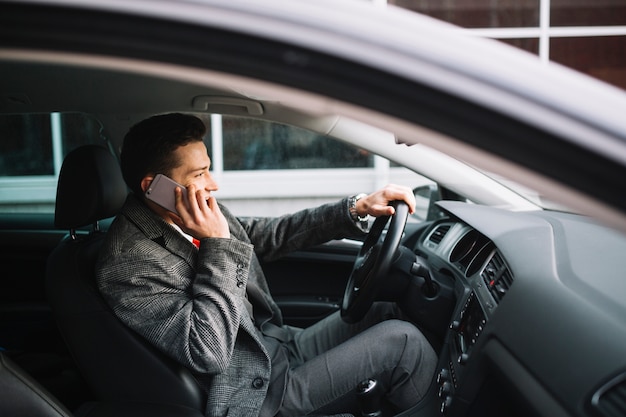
[144,174,188,214]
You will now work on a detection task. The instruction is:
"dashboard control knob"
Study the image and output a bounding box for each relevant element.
[440,396,453,415]
[438,381,452,398]
[458,353,469,365]
[450,320,461,332]
[437,369,450,384]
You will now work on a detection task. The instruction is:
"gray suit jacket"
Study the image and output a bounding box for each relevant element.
[96,194,361,417]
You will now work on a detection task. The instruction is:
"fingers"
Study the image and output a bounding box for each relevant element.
[177,184,205,217]
[172,186,189,217]
[367,202,395,217]
[205,195,222,216]
[174,185,230,239]
[384,184,416,214]
[364,184,416,217]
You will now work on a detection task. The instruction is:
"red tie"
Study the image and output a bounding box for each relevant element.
[192,238,200,248]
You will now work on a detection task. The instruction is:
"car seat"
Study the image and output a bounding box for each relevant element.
[0,351,73,417]
[45,145,205,413]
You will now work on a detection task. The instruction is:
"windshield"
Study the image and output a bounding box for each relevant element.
[481,170,574,213]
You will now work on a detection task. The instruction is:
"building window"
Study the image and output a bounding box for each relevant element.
[551,0,626,27]
[551,35,626,90]
[390,0,540,28]
[498,38,540,54]
[384,0,626,91]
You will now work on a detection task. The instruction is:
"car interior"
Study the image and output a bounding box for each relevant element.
[1,2,626,417]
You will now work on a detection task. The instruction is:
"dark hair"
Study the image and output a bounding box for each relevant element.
[120,113,207,195]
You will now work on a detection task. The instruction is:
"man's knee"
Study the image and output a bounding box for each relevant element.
[367,320,437,410]
[376,320,436,370]
[378,318,423,341]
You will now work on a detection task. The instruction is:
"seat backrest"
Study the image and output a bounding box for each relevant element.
[46,145,205,410]
[0,352,72,417]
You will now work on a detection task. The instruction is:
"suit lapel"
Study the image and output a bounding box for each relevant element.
[122,194,197,267]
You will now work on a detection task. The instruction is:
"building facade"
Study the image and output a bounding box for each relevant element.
[388,0,626,90]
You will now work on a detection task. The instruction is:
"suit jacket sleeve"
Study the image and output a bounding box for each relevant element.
[96,211,256,375]
[236,197,363,262]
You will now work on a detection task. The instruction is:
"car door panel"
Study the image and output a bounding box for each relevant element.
[262,239,359,328]
[263,221,431,328]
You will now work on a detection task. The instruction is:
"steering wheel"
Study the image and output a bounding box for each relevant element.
[341,201,409,323]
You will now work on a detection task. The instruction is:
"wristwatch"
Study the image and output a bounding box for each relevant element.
[349,193,370,232]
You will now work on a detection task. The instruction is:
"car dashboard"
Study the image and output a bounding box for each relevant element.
[411,201,626,417]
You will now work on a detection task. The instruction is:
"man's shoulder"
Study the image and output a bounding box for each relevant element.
[109,194,168,236]
[99,199,160,257]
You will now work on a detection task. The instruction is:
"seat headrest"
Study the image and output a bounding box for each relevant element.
[55,145,128,229]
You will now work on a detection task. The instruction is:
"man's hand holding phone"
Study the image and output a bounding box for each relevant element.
[145,174,229,240]
[174,184,230,240]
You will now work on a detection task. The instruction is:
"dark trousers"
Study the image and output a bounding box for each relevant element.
[277,303,437,416]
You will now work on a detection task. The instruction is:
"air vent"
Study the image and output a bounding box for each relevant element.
[481,251,514,304]
[592,374,626,417]
[428,224,451,245]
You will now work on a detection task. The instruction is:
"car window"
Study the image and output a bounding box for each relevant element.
[0,112,108,213]
[0,112,431,218]
[222,116,372,170]
[205,115,431,218]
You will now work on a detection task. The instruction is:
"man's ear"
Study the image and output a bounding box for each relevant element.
[140,176,155,193]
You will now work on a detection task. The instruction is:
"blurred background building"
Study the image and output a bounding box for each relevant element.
[386,0,626,90]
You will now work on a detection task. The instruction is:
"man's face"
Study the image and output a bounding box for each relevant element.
[169,141,218,198]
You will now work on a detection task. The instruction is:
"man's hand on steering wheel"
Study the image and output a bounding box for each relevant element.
[341,184,415,324]
[354,184,416,219]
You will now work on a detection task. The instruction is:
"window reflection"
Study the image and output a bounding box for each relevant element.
[0,114,53,176]
[221,116,373,170]
[0,113,105,177]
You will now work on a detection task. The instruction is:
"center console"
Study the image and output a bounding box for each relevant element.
[435,291,487,415]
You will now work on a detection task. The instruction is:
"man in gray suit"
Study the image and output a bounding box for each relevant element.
[96,113,437,417]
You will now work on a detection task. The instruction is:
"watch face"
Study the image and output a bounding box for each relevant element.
[349,195,360,222]
[356,220,371,233]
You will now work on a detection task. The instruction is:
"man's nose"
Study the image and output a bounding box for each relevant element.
[205,173,219,191]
